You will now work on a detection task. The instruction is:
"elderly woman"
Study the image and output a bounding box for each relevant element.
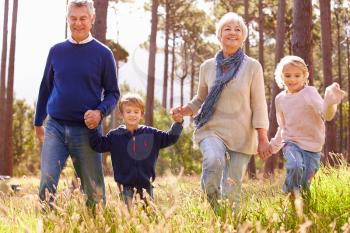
[173,12,270,209]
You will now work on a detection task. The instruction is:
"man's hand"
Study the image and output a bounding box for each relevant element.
[84,110,102,129]
[35,126,45,144]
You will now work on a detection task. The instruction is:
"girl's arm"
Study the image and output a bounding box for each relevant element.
[269,101,285,154]
[323,83,346,121]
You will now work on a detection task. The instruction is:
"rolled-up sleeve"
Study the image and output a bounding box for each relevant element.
[187,62,208,115]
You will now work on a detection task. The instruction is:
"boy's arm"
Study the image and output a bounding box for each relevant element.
[89,128,112,153]
[157,122,183,149]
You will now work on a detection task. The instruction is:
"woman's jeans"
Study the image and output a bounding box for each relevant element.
[282,142,321,193]
[38,117,105,207]
[199,136,251,209]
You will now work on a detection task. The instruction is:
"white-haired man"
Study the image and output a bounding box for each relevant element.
[34,0,119,208]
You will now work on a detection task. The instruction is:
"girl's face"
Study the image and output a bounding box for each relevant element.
[282,64,308,93]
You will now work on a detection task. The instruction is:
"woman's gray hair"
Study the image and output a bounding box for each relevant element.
[67,0,95,16]
[216,12,248,43]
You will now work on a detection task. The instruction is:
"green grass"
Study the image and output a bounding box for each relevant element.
[0,162,350,233]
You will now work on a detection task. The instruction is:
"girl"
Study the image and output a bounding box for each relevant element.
[270,55,345,194]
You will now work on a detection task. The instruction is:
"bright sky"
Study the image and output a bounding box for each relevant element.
[0,0,208,106]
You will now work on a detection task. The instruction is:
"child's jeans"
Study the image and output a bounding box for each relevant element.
[118,184,154,206]
[282,142,321,193]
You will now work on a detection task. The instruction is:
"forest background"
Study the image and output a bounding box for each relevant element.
[0,0,350,179]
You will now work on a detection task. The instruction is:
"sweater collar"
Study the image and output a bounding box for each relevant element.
[68,33,94,44]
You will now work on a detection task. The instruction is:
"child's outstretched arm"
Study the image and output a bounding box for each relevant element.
[323,82,346,121]
[89,129,112,153]
[157,112,183,148]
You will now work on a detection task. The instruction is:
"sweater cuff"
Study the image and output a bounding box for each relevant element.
[170,122,183,136]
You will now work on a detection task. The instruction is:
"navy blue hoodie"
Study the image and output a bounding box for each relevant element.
[89,123,183,188]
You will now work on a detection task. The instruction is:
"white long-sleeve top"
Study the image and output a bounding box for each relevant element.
[270,83,345,153]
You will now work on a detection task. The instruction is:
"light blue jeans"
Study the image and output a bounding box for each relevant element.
[282,142,321,193]
[39,117,105,207]
[199,136,251,209]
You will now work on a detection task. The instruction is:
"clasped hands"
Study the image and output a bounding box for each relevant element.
[84,110,102,129]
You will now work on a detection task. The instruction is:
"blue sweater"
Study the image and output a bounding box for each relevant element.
[89,123,183,188]
[34,39,119,126]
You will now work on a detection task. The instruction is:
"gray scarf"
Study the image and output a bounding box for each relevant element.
[194,48,245,129]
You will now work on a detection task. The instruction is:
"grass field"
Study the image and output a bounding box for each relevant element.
[0,162,350,233]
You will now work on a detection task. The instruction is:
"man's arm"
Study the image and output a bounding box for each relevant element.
[97,51,120,116]
[34,48,54,142]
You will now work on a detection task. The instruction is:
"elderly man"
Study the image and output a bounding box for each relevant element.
[34,0,119,207]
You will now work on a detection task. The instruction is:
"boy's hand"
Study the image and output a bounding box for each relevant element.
[170,108,184,123]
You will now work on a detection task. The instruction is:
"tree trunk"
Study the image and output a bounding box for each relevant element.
[258,0,264,69]
[0,0,9,175]
[4,0,19,176]
[145,0,159,126]
[347,36,350,164]
[292,0,313,84]
[264,0,285,177]
[162,0,169,108]
[243,0,250,55]
[93,0,108,44]
[162,0,169,109]
[320,0,336,165]
[190,44,196,99]
[170,30,175,108]
[335,9,343,154]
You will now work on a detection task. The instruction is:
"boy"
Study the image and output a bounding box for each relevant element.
[89,93,183,206]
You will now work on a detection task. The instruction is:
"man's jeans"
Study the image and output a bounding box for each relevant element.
[282,142,321,193]
[39,117,105,206]
[199,136,251,209]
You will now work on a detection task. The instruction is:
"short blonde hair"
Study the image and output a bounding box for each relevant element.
[118,93,145,114]
[216,12,248,44]
[274,55,309,89]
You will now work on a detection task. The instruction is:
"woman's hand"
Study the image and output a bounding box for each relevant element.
[257,128,272,160]
[171,105,193,117]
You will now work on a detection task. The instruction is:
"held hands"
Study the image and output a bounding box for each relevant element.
[84,110,102,129]
[257,140,272,160]
[256,129,272,160]
[170,107,184,123]
[171,105,193,117]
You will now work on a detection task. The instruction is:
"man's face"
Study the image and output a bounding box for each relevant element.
[67,6,95,43]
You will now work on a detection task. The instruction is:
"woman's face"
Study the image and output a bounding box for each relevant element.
[220,21,244,52]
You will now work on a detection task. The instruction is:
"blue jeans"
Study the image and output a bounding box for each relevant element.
[39,117,105,206]
[118,184,153,206]
[282,142,321,193]
[199,136,251,209]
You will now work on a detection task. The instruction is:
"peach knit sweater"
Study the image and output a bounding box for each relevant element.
[188,56,269,155]
[270,84,344,153]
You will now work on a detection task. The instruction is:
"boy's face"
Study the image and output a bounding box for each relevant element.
[121,104,143,129]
